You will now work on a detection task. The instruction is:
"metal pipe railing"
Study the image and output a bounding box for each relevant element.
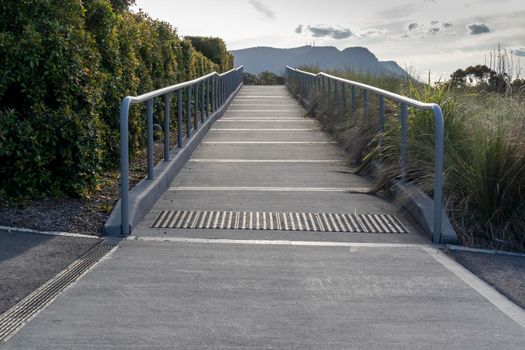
[119,66,244,235]
[285,66,444,243]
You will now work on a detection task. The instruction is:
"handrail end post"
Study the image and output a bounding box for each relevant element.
[120,97,132,236]
[433,104,445,243]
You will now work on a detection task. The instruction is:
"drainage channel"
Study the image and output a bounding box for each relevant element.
[152,210,408,234]
[0,242,117,343]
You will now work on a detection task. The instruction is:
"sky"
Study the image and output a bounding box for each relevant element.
[133,0,525,81]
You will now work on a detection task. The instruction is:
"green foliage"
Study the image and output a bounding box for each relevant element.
[0,0,227,200]
[449,64,522,94]
[243,71,285,85]
[0,0,104,200]
[290,67,525,251]
[186,36,233,72]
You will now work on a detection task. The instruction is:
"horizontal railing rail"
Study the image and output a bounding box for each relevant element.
[285,66,444,243]
[120,66,244,235]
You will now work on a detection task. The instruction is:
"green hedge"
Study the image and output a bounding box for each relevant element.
[186,36,233,72]
[0,0,231,200]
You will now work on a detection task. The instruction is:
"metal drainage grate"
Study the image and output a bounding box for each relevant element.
[151,210,408,234]
[0,243,116,343]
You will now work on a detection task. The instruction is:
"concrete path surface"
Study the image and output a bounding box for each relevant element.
[2,86,524,349]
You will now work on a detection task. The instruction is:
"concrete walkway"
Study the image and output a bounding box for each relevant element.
[3,86,524,349]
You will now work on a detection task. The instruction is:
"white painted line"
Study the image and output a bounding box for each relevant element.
[226,110,300,112]
[221,117,307,120]
[169,187,370,193]
[189,159,344,163]
[230,104,297,107]
[218,120,312,122]
[128,236,428,248]
[423,247,525,329]
[202,141,337,144]
[235,96,291,98]
[211,128,318,131]
[0,225,99,239]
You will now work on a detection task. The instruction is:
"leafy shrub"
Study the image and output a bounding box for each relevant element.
[243,71,284,85]
[0,0,104,200]
[186,36,233,72]
[0,0,230,200]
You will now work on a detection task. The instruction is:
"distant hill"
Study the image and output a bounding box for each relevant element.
[231,46,409,78]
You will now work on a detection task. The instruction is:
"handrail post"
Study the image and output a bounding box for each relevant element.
[200,80,205,123]
[177,89,183,148]
[341,83,346,110]
[211,77,216,111]
[334,80,338,104]
[363,90,369,118]
[379,95,385,146]
[120,98,131,236]
[351,86,356,113]
[163,94,170,161]
[146,98,154,180]
[194,83,199,129]
[400,102,408,182]
[205,78,209,119]
[433,105,444,243]
[186,85,191,138]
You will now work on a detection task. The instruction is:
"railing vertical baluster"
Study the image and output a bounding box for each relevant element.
[177,89,183,148]
[327,78,331,98]
[201,80,205,122]
[363,90,369,118]
[334,80,338,105]
[379,95,385,146]
[322,77,326,95]
[205,78,209,118]
[194,83,199,129]
[219,77,223,105]
[400,102,408,182]
[146,98,154,180]
[351,86,356,113]
[186,85,191,138]
[163,94,170,161]
[211,77,216,111]
[341,83,346,110]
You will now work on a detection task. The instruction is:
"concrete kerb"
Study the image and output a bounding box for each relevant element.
[103,84,243,236]
[290,89,458,244]
[391,180,457,243]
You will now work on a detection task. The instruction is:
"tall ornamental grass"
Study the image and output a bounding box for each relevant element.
[290,67,525,251]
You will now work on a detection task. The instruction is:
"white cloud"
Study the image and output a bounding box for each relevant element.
[249,0,276,21]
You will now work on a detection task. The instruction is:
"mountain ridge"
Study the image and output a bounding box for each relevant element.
[231,46,408,78]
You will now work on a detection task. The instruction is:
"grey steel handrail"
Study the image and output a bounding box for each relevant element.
[120,66,244,235]
[285,66,444,243]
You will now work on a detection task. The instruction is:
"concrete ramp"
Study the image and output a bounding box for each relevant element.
[3,86,524,349]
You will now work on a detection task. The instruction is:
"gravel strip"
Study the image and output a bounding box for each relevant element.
[445,249,525,309]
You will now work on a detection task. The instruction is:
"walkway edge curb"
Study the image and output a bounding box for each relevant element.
[423,247,525,329]
[103,84,243,236]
